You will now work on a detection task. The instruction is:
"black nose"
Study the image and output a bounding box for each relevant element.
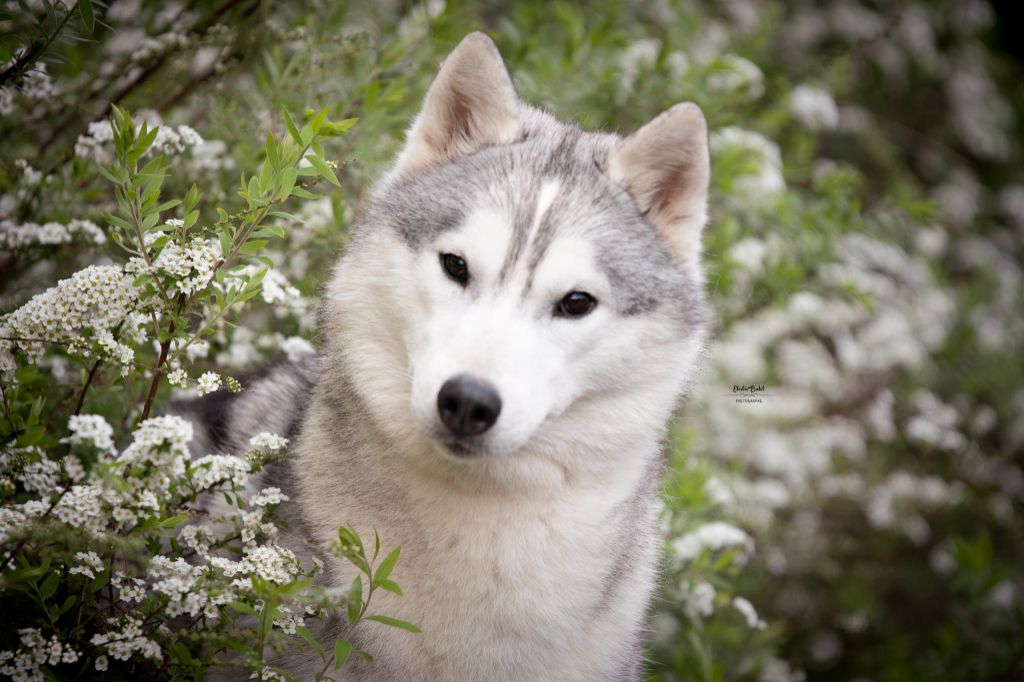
[437,375,502,437]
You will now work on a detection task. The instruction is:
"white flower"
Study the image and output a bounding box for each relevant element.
[69,551,105,580]
[732,596,767,629]
[790,84,839,131]
[94,655,109,671]
[260,268,300,305]
[234,545,301,586]
[251,487,288,507]
[617,38,661,96]
[153,237,221,297]
[759,658,806,682]
[196,371,221,396]
[180,525,214,554]
[63,414,116,452]
[52,485,107,532]
[280,336,315,362]
[112,573,148,603]
[167,368,188,387]
[17,457,60,494]
[90,616,162,662]
[684,580,716,619]
[707,54,765,99]
[190,454,249,490]
[711,127,786,203]
[74,120,116,162]
[728,237,769,273]
[116,415,193,494]
[671,521,753,563]
[248,432,288,453]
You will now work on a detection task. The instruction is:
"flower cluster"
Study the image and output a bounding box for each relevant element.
[150,237,222,297]
[0,265,147,374]
[0,628,80,682]
[74,118,204,164]
[0,218,106,250]
[711,127,786,204]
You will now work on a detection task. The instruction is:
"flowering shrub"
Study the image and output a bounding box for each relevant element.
[1,1,1022,681]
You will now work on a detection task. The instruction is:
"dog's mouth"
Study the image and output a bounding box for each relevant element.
[435,437,488,459]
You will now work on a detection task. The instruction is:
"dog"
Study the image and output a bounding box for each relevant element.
[182,31,710,681]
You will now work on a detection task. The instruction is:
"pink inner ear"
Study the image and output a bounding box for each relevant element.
[607,103,710,260]
[395,33,520,177]
[424,90,475,157]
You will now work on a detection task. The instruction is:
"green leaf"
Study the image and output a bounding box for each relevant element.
[291,187,320,200]
[333,639,352,670]
[185,184,200,211]
[155,199,182,213]
[173,642,192,664]
[373,546,400,585]
[374,578,403,596]
[90,570,109,594]
[16,425,44,447]
[305,154,341,187]
[79,0,95,33]
[218,230,232,256]
[312,107,327,133]
[104,212,133,232]
[160,513,190,529]
[234,288,262,305]
[321,118,358,137]
[366,615,421,633]
[246,266,268,289]
[39,571,60,600]
[277,167,298,199]
[296,625,325,660]
[96,164,126,185]
[283,108,302,145]
[58,594,77,615]
[251,225,285,240]
[346,575,362,626]
[266,133,280,170]
[239,239,268,254]
[228,600,257,616]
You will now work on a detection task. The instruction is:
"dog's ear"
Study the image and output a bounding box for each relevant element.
[607,103,710,264]
[393,32,519,178]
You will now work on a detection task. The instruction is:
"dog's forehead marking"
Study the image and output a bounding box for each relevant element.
[496,178,561,286]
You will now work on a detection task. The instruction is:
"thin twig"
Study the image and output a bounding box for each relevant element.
[73,356,103,415]
[0,1,80,89]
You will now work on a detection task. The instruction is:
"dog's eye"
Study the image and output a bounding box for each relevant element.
[440,253,469,286]
[555,291,597,318]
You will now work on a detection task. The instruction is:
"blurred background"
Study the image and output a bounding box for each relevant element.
[1,1,1022,680]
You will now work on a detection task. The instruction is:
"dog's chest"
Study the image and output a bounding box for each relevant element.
[325,486,650,681]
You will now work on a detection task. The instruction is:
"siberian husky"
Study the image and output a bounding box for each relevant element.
[184,31,710,681]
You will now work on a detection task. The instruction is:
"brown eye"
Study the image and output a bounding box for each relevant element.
[556,291,597,318]
[440,253,469,286]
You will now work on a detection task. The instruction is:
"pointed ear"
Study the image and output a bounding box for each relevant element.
[607,103,710,263]
[392,32,519,178]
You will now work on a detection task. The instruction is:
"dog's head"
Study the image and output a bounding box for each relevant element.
[324,33,709,478]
